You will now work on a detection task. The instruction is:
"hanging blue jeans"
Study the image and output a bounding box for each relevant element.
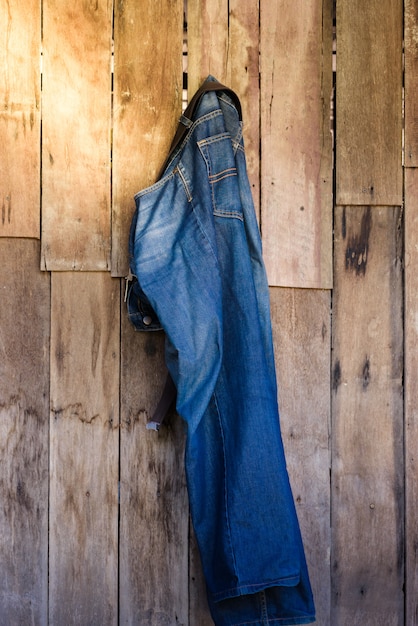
[128,77,315,625]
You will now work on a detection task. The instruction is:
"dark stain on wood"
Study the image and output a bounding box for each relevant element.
[345,207,372,276]
[91,323,101,376]
[359,584,367,597]
[342,206,347,239]
[362,357,371,389]
[144,335,158,357]
[16,480,32,511]
[332,360,342,392]
[2,194,11,225]
[51,402,100,425]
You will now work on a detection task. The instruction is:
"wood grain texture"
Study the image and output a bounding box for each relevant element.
[119,311,189,625]
[188,0,261,219]
[111,0,183,277]
[189,527,213,625]
[188,0,229,94]
[332,206,404,625]
[405,0,418,166]
[0,239,49,623]
[260,0,333,289]
[260,0,332,288]
[41,0,112,270]
[270,287,331,625]
[0,0,40,237]
[405,168,418,625]
[49,272,120,624]
[336,0,403,204]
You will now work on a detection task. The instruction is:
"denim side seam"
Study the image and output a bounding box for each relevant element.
[260,590,268,622]
[214,391,239,586]
[176,164,192,202]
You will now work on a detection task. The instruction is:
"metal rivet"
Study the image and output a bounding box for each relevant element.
[142,316,152,326]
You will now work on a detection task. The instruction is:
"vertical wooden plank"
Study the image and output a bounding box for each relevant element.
[405,168,418,625]
[114,4,188,621]
[187,0,229,95]
[119,313,189,625]
[0,239,49,623]
[336,0,402,205]
[405,0,418,166]
[270,287,331,625]
[0,0,40,237]
[260,0,333,289]
[41,0,112,271]
[111,0,183,277]
[188,0,260,218]
[331,206,404,625]
[189,530,212,625]
[226,0,260,217]
[49,272,119,624]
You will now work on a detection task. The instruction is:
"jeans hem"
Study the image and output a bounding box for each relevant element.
[231,615,316,626]
[211,574,301,603]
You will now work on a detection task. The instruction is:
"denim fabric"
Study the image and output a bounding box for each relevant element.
[129,77,315,625]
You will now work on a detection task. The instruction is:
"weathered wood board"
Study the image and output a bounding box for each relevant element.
[260,0,333,289]
[189,527,213,625]
[0,0,40,237]
[41,0,112,270]
[270,287,331,625]
[405,168,418,625]
[332,206,404,625]
[188,0,261,219]
[111,0,184,277]
[188,0,229,93]
[336,0,403,205]
[0,239,49,624]
[119,309,189,624]
[405,0,418,166]
[49,272,120,624]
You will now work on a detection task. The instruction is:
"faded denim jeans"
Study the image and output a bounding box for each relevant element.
[128,77,315,625]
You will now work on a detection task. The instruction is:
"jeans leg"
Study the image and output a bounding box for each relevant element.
[208,584,315,626]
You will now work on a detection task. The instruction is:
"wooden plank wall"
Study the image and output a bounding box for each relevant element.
[0,0,412,625]
[405,1,418,624]
[334,3,404,626]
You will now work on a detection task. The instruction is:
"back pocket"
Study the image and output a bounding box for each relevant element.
[198,133,242,220]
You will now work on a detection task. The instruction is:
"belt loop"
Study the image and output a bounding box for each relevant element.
[179,114,193,128]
